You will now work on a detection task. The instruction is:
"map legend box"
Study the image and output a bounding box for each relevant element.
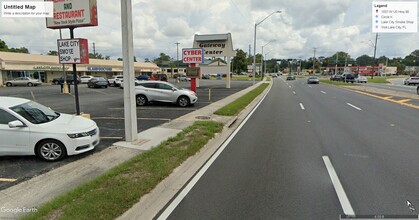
[372,1,417,33]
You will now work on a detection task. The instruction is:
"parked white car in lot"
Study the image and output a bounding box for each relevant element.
[108,75,124,87]
[356,76,368,83]
[119,78,141,89]
[80,75,95,84]
[5,77,42,87]
[0,97,100,161]
[135,81,197,107]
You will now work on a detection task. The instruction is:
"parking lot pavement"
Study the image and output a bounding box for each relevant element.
[0,79,254,189]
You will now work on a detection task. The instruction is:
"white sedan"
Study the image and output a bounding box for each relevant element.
[356,76,368,83]
[0,97,100,161]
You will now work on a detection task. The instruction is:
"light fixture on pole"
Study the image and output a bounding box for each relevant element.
[261,40,276,79]
[253,10,281,84]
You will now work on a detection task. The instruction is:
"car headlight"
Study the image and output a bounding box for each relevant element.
[67,132,89,139]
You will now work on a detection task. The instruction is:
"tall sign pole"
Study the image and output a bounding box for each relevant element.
[121,0,137,142]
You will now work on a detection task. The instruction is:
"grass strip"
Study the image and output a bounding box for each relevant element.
[367,77,390,83]
[22,121,223,220]
[214,83,269,116]
[320,80,360,86]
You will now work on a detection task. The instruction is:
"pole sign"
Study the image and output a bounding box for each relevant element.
[57,38,89,64]
[182,48,204,64]
[186,67,200,77]
[46,0,98,29]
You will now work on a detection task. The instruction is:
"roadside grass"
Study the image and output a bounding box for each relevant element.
[214,83,269,116]
[22,121,223,220]
[231,75,262,81]
[367,77,391,83]
[320,80,360,86]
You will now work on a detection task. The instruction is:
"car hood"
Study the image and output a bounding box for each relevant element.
[36,113,97,133]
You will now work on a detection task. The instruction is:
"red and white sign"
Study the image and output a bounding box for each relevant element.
[182,48,204,64]
[57,38,89,64]
[46,0,98,29]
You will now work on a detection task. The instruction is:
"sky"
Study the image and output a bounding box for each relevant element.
[0,0,418,61]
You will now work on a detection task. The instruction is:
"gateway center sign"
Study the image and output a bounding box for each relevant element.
[193,33,236,58]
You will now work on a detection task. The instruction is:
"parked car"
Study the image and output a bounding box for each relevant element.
[330,74,343,81]
[5,77,42,87]
[404,77,419,86]
[286,75,295,80]
[0,97,99,161]
[108,75,124,87]
[87,77,109,88]
[135,81,197,107]
[202,74,210,79]
[307,76,320,84]
[341,73,355,83]
[119,78,141,89]
[179,75,191,82]
[136,75,150,81]
[150,73,168,81]
[356,76,368,83]
[52,75,80,85]
[80,75,95,84]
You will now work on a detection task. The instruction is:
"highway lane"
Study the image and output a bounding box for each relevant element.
[163,77,419,219]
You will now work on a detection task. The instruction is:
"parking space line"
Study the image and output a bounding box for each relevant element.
[346,103,362,111]
[321,91,327,94]
[90,89,108,95]
[292,91,296,95]
[92,117,171,121]
[100,136,124,140]
[0,178,17,182]
[322,156,355,215]
[30,91,36,101]
[299,103,305,110]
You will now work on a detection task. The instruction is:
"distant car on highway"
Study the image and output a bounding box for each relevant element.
[135,81,197,107]
[307,76,319,84]
[404,77,419,86]
[0,97,99,161]
[5,77,42,87]
[87,77,109,88]
[356,76,368,83]
[271,73,278,78]
[286,75,295,80]
[341,73,355,83]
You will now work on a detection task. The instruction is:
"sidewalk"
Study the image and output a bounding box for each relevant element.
[0,80,268,220]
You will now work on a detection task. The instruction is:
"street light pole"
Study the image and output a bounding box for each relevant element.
[253,10,281,85]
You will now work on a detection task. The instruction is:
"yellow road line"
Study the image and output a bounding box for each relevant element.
[353,91,419,110]
[397,99,411,103]
[0,178,17,182]
[383,96,393,100]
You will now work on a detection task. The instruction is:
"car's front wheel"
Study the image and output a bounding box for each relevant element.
[6,82,12,87]
[36,139,67,161]
[27,82,33,87]
[177,96,190,107]
[136,95,148,106]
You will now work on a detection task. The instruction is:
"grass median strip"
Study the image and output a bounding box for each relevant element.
[22,121,223,220]
[214,83,269,116]
[320,80,360,86]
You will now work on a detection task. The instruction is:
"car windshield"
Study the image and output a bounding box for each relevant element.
[10,101,60,124]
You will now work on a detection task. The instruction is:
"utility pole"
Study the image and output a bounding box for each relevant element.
[175,42,180,75]
[93,42,96,56]
[371,33,378,79]
[249,44,251,58]
[312,47,317,74]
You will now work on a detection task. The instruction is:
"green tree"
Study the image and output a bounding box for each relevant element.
[153,53,172,66]
[47,50,58,56]
[231,49,248,73]
[0,39,9,51]
[356,54,373,66]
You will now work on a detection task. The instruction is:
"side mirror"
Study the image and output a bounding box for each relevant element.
[172,87,177,92]
[8,120,26,128]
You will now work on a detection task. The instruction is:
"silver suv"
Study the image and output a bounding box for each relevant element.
[404,77,419,86]
[135,81,197,107]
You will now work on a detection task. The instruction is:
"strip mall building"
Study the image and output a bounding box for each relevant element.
[0,52,160,85]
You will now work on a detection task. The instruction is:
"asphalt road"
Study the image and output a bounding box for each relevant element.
[165,76,419,219]
[0,79,254,190]
[363,82,417,94]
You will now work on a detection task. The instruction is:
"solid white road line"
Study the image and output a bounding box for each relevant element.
[308,85,312,88]
[0,178,17,182]
[321,91,327,94]
[346,103,362,111]
[289,86,292,88]
[157,83,273,220]
[299,103,305,110]
[322,156,355,215]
